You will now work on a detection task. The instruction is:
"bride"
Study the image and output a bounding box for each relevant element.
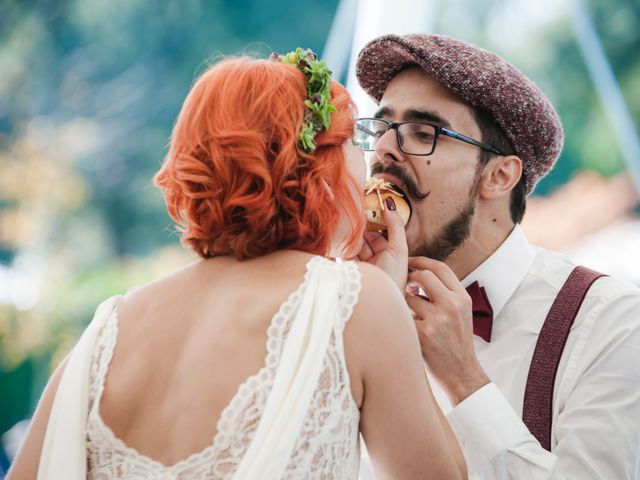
[8,49,466,479]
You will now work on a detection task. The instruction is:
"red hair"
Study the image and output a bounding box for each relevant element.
[154,56,363,260]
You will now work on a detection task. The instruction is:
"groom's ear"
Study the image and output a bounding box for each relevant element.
[478,155,522,200]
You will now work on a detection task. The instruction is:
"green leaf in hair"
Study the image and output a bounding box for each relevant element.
[270,48,336,153]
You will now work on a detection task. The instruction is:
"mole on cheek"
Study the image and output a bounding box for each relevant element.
[427,160,431,165]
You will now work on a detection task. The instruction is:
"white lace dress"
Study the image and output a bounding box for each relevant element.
[85,256,362,479]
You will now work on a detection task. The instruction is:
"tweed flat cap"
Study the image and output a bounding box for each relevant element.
[356,34,564,195]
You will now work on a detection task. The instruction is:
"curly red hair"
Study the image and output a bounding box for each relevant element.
[154,56,363,260]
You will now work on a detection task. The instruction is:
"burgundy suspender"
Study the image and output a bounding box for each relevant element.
[522,266,606,451]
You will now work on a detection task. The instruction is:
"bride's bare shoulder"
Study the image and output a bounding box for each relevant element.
[113,260,202,317]
[345,261,415,350]
[350,261,410,316]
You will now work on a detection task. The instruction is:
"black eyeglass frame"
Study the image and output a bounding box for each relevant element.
[355,118,504,156]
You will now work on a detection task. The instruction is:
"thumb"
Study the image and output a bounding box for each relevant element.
[382,196,408,255]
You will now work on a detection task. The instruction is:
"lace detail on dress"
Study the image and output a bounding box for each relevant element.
[86,256,362,479]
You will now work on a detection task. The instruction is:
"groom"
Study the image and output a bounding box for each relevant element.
[356,34,640,478]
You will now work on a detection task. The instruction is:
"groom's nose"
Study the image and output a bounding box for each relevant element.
[374,128,407,165]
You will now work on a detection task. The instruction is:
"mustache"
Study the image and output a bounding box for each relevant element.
[370,162,430,201]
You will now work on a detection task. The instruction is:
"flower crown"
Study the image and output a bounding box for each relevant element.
[270,48,337,153]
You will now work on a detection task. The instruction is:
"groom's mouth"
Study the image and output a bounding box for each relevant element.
[370,164,431,206]
[373,173,409,201]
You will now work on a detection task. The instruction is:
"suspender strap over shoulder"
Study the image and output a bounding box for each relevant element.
[522,266,606,451]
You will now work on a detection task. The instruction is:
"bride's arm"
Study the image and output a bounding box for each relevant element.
[347,263,467,480]
[6,356,69,480]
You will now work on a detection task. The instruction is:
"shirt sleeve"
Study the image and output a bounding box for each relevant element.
[447,383,558,478]
[446,291,640,480]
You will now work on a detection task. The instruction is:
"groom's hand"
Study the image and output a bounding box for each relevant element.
[406,256,490,406]
[357,199,408,291]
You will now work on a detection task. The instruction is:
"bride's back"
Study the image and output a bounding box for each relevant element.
[85,57,370,475]
[99,250,325,465]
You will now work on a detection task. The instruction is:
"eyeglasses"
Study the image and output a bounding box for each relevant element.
[353,118,504,156]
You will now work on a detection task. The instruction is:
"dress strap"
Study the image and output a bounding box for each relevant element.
[88,297,122,414]
[38,295,122,480]
[232,260,347,479]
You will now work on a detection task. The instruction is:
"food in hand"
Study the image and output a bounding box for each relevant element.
[364,177,411,231]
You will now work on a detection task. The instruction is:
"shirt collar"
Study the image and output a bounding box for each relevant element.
[461,224,536,318]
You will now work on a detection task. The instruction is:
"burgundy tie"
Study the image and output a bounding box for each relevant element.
[466,281,494,342]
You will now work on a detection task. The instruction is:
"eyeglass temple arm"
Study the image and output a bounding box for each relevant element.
[356,124,378,137]
[440,128,504,155]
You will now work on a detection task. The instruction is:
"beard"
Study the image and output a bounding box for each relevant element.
[410,168,482,262]
[410,194,476,261]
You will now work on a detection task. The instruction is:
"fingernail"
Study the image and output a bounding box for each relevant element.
[385,196,396,211]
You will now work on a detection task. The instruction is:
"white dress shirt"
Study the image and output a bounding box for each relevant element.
[431,225,640,479]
